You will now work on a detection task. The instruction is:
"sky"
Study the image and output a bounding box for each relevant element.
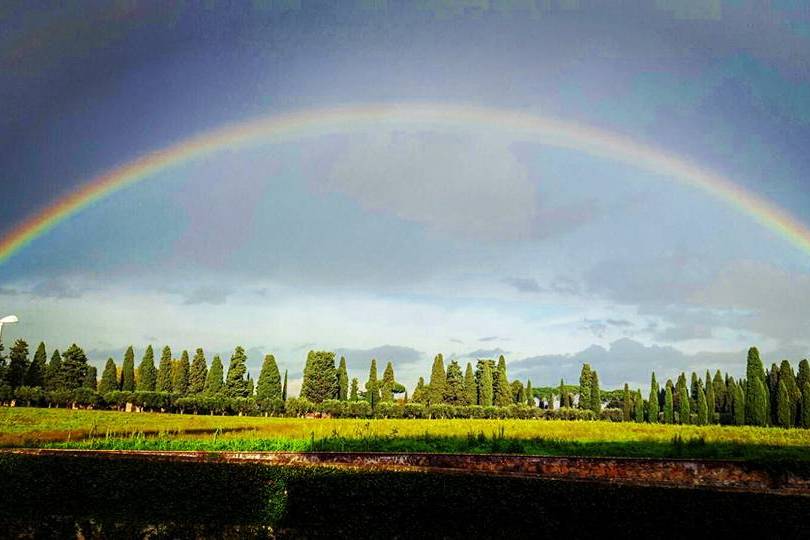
[1,1,810,393]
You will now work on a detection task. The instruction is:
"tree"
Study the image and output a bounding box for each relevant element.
[205,355,224,395]
[713,370,727,412]
[696,387,708,425]
[559,378,567,408]
[188,348,207,395]
[744,347,767,426]
[797,360,810,398]
[777,380,792,428]
[493,355,511,407]
[25,342,47,388]
[156,346,173,393]
[779,360,801,427]
[99,358,119,394]
[225,346,249,398]
[678,384,690,424]
[578,364,592,410]
[7,339,29,390]
[337,356,349,401]
[381,362,395,402]
[664,384,674,424]
[464,363,476,406]
[282,370,288,401]
[475,360,494,406]
[634,390,644,422]
[246,374,254,397]
[801,382,810,429]
[301,350,337,403]
[512,381,525,405]
[648,372,659,423]
[366,358,380,409]
[705,378,716,424]
[45,349,62,391]
[730,379,745,426]
[60,344,89,390]
[137,346,156,391]
[525,380,534,407]
[428,354,446,405]
[83,365,97,390]
[256,354,282,401]
[622,383,632,422]
[444,360,465,404]
[350,377,359,401]
[590,371,601,415]
[121,346,136,392]
[173,350,190,396]
[690,372,700,405]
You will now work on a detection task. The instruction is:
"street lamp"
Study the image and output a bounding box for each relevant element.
[0,315,18,344]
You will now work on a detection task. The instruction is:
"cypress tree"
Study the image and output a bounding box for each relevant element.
[464,363,476,406]
[674,373,686,409]
[696,387,708,425]
[493,355,511,407]
[428,354,446,405]
[121,346,136,392]
[366,358,380,409]
[713,369,727,412]
[731,380,745,426]
[282,370,288,401]
[381,362,395,402]
[678,384,690,424]
[578,364,592,410]
[99,358,119,394]
[7,339,29,390]
[767,363,780,424]
[797,360,810,397]
[45,349,62,391]
[744,347,767,426]
[301,350,337,403]
[83,365,97,390]
[412,377,426,403]
[205,355,224,395]
[590,371,601,415]
[634,390,644,422]
[60,344,89,390]
[622,383,632,421]
[547,390,555,410]
[188,348,208,395]
[779,360,801,426]
[801,382,810,429]
[246,374,254,397]
[173,350,190,396]
[137,345,156,392]
[350,377,359,401]
[25,342,47,388]
[337,356,349,401]
[664,384,674,424]
[256,354,282,401]
[156,346,173,393]
[515,383,525,405]
[224,346,249,398]
[559,378,567,408]
[690,372,700,405]
[777,380,792,428]
[475,359,494,406]
[444,360,465,404]
[525,380,534,407]
[648,372,659,423]
[705,378,716,424]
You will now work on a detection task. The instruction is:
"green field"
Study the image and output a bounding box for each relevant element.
[4,406,810,461]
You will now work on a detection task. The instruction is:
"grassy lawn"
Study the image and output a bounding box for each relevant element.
[3,406,810,461]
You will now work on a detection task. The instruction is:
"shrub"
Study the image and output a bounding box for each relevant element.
[402,403,426,419]
[345,400,372,418]
[285,397,314,417]
[599,408,624,422]
[319,399,346,417]
[72,388,100,408]
[374,401,402,419]
[427,404,454,419]
[14,386,43,406]
[552,407,595,421]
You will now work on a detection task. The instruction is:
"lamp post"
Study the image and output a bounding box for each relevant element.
[0,315,19,345]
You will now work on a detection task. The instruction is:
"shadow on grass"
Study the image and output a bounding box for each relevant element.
[0,452,808,538]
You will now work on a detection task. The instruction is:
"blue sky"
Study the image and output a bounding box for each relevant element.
[2,2,810,393]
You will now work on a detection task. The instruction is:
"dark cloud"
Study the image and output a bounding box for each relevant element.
[0,287,19,296]
[449,338,464,344]
[478,336,501,342]
[655,323,714,342]
[334,345,424,371]
[503,277,542,293]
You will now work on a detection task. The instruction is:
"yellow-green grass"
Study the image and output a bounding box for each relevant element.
[3,407,810,461]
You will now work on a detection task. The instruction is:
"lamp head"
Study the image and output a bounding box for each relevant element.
[0,315,18,324]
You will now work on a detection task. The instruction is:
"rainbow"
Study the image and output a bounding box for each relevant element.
[2,102,810,265]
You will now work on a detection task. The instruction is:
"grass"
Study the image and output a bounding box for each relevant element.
[4,406,810,461]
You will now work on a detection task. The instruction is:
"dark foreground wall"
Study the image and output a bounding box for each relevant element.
[0,453,808,539]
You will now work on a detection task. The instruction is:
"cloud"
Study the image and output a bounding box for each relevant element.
[503,277,542,293]
[655,323,714,342]
[29,279,82,299]
[580,318,634,338]
[318,130,539,240]
[462,347,509,358]
[478,336,501,342]
[0,287,19,296]
[182,286,231,305]
[334,345,425,371]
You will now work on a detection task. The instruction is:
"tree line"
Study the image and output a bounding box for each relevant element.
[0,339,807,427]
